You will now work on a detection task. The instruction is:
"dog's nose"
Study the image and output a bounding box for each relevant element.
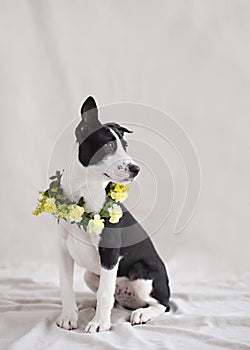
[128,164,140,177]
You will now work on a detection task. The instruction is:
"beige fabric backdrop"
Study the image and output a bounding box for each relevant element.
[0,0,249,272]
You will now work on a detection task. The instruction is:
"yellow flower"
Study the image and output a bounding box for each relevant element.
[57,203,69,219]
[32,208,40,216]
[109,183,129,203]
[88,214,105,235]
[44,197,57,214]
[108,203,123,224]
[67,204,84,223]
[110,191,128,203]
[33,192,48,216]
[114,184,121,192]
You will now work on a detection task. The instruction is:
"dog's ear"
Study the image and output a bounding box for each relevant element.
[111,123,133,137]
[80,96,100,127]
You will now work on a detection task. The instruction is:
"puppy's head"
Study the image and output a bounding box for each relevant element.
[75,96,140,183]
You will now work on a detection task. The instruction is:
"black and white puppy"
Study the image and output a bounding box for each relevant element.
[56,96,170,333]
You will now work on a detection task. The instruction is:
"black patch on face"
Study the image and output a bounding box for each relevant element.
[78,126,118,167]
[75,96,133,167]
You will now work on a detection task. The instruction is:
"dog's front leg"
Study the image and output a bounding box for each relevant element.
[85,249,119,333]
[56,224,78,330]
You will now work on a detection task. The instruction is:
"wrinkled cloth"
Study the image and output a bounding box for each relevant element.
[0,263,250,350]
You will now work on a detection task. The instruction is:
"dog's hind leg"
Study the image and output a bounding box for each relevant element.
[56,224,78,330]
[84,271,100,292]
[130,268,170,325]
[76,271,99,310]
[130,299,167,325]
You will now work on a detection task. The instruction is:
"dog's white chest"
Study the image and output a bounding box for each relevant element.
[61,221,101,275]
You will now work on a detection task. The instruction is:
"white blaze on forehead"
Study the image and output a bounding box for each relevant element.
[108,128,125,152]
[108,127,132,164]
[99,128,136,183]
[105,128,133,169]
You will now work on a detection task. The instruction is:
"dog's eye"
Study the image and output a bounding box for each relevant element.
[106,142,114,148]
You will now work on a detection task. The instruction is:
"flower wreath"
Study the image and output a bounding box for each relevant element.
[33,171,129,235]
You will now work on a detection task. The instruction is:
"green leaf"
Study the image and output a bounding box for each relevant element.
[77,197,85,207]
[84,212,93,219]
[99,209,110,218]
[78,216,89,230]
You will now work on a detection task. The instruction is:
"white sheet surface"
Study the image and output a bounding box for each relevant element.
[1,262,250,350]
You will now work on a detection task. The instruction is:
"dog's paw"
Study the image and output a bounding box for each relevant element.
[56,309,78,330]
[85,318,111,333]
[130,308,151,325]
